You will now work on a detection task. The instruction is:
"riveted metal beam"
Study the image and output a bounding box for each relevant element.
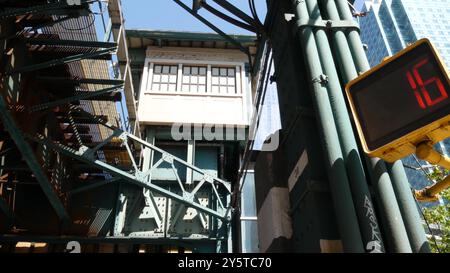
[8,47,117,75]
[29,85,124,112]
[0,0,92,19]
[25,38,118,49]
[32,131,231,221]
[36,76,124,86]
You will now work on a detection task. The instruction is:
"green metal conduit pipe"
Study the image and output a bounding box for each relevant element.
[291,0,364,252]
[304,0,385,252]
[333,0,430,253]
[324,0,411,253]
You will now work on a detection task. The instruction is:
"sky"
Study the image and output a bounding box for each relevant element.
[354,0,365,10]
[120,0,267,35]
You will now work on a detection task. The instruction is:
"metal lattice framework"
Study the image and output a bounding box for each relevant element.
[0,0,233,246]
[31,105,232,222]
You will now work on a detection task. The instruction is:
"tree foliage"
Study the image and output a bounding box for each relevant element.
[422,167,450,253]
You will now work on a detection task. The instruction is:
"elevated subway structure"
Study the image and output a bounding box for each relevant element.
[0,0,233,253]
[0,0,433,253]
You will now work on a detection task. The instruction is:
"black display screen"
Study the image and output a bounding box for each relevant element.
[349,42,450,151]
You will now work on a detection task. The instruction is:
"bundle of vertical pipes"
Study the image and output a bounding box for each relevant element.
[290,0,429,253]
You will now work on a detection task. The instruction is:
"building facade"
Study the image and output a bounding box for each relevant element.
[126,30,260,252]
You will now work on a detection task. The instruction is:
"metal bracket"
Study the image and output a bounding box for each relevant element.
[294,18,360,34]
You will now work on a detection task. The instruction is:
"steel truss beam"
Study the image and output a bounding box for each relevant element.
[173,0,250,57]
[29,85,124,112]
[0,95,70,222]
[36,77,124,86]
[25,38,118,49]
[0,0,93,19]
[8,47,117,75]
[31,107,232,222]
[211,0,259,27]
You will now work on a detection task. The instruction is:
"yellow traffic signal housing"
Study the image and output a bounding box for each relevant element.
[345,38,450,162]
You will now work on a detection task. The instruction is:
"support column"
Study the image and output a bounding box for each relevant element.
[304,0,385,252]
[291,0,364,252]
[335,0,429,253]
[326,0,413,253]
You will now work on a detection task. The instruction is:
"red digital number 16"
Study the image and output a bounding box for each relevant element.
[406,58,447,109]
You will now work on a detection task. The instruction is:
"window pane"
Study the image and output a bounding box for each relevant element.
[191,85,198,92]
[228,86,235,93]
[182,84,189,92]
[192,67,199,75]
[169,84,177,92]
[154,65,162,74]
[170,66,178,74]
[220,68,227,76]
[183,75,190,84]
[162,66,169,74]
[227,77,235,86]
[241,221,259,253]
[160,84,168,92]
[199,85,206,93]
[212,86,219,93]
[183,66,190,74]
[169,75,177,83]
[199,67,206,75]
[199,76,206,85]
[152,83,160,91]
[241,172,256,217]
[212,68,219,76]
[191,76,198,84]
[228,68,235,76]
[212,77,219,85]
[153,74,161,83]
[220,86,227,94]
[220,77,227,85]
[161,75,169,83]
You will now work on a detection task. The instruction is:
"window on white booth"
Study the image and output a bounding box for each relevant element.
[152,64,178,92]
[211,67,236,94]
[182,65,207,93]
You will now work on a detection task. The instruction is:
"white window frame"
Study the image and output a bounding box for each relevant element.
[143,58,247,98]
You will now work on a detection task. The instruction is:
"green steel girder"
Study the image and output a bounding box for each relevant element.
[0,95,70,222]
[0,1,92,19]
[29,84,124,112]
[36,76,124,86]
[33,133,232,221]
[8,47,117,75]
[211,0,258,27]
[30,107,232,222]
[25,38,118,49]
[173,0,250,57]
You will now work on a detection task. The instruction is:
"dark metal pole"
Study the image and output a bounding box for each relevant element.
[325,0,412,253]
[304,0,385,252]
[291,0,364,252]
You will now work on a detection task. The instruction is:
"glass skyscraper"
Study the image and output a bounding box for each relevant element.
[360,0,450,69]
[359,0,450,201]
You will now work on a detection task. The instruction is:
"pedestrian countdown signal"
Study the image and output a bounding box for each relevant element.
[345,39,450,162]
